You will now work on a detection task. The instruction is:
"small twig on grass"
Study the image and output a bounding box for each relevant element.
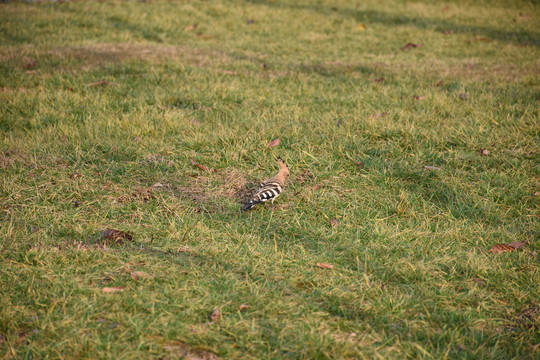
[180,223,197,243]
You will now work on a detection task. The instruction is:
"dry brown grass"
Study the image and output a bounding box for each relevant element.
[51,43,234,69]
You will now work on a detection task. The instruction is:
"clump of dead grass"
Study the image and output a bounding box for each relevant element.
[218,168,257,203]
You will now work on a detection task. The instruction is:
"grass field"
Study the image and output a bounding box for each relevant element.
[0,0,539,358]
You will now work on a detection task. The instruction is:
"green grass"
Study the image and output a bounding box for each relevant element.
[0,0,539,358]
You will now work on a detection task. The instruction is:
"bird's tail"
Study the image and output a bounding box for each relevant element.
[241,200,261,211]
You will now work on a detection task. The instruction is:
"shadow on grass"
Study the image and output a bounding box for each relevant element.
[294,62,389,80]
[248,0,540,48]
[385,162,495,223]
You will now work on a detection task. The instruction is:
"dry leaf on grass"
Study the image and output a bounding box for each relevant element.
[101,229,133,243]
[473,278,486,286]
[23,58,37,69]
[317,262,334,269]
[184,23,198,31]
[489,244,516,253]
[239,304,251,311]
[479,148,490,156]
[489,241,524,254]
[402,43,422,50]
[190,158,211,171]
[371,112,388,119]
[331,218,340,228]
[467,36,491,43]
[88,80,115,87]
[102,287,125,293]
[210,308,221,322]
[356,24,367,31]
[423,165,440,171]
[267,138,281,148]
[130,271,149,281]
[196,33,213,39]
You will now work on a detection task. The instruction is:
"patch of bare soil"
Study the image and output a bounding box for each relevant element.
[0,150,29,169]
[219,168,257,203]
[163,340,219,360]
[172,184,209,204]
[49,43,233,68]
[515,303,539,330]
[117,186,156,203]
[294,169,315,185]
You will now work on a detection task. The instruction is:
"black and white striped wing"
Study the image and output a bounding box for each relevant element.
[241,181,283,211]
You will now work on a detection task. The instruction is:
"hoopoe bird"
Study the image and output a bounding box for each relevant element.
[242,157,290,211]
